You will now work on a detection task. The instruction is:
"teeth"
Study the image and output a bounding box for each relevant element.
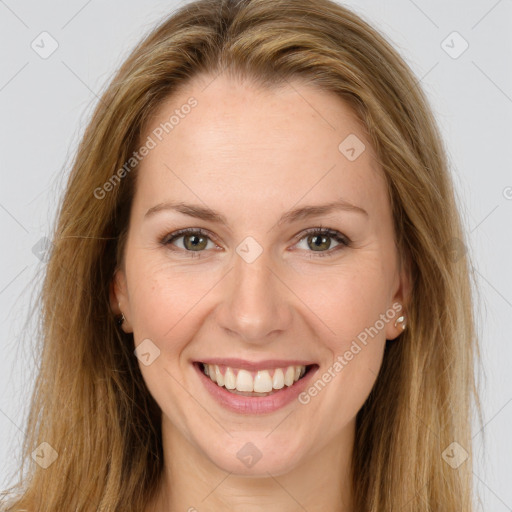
[201,363,307,393]
[215,365,224,387]
[272,368,285,390]
[224,367,236,390]
[236,369,254,392]
[254,370,273,393]
[284,366,295,386]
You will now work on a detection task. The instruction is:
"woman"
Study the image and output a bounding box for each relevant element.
[0,0,481,510]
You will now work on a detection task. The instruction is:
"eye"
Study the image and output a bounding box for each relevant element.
[160,226,351,259]
[161,228,217,258]
[294,227,351,257]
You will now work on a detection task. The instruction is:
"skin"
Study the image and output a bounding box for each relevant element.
[111,72,411,512]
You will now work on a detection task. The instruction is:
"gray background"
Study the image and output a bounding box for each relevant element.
[0,0,511,509]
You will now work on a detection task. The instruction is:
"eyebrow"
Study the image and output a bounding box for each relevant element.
[144,199,368,225]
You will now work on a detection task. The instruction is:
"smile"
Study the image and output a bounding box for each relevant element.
[193,360,319,414]
[201,362,309,395]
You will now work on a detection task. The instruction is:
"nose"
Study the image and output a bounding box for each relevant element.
[214,247,293,345]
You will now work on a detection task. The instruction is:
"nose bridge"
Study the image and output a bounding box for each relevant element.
[217,243,291,342]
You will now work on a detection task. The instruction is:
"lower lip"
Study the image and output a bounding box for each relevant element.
[193,363,318,415]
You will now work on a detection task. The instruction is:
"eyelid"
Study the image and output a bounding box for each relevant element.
[293,226,350,245]
[161,227,215,242]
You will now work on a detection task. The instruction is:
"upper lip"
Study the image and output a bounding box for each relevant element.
[196,358,317,371]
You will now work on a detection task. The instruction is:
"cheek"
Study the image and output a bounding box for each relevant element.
[297,255,390,406]
[125,254,214,344]
[297,255,392,349]
[303,344,384,442]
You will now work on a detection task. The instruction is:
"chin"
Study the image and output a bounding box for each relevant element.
[199,432,305,477]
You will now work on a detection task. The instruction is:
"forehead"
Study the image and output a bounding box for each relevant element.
[133,73,387,219]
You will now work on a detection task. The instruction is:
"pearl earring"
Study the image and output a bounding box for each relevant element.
[394,314,406,331]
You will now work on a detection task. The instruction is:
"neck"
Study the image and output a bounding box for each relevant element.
[147,416,355,512]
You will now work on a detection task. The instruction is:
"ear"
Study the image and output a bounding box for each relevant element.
[385,254,413,341]
[109,267,133,333]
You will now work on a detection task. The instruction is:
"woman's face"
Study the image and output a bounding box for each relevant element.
[113,73,409,476]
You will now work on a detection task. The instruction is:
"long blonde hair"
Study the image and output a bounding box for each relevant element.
[1,0,482,510]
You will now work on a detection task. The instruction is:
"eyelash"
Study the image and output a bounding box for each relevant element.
[160,227,351,259]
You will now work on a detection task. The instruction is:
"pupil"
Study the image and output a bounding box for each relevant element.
[186,234,206,250]
[310,235,329,251]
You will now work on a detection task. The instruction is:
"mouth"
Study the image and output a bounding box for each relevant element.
[194,361,317,397]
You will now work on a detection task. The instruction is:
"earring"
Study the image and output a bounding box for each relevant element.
[117,302,125,327]
[394,314,407,331]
